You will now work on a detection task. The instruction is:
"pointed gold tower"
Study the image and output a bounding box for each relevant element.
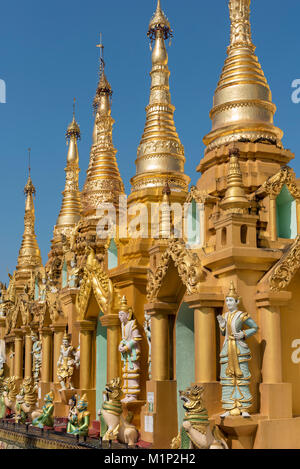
[54,102,82,238]
[16,152,42,289]
[221,147,250,211]
[203,0,283,152]
[81,39,124,217]
[130,0,190,192]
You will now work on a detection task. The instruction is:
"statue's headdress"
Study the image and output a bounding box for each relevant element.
[45,391,54,402]
[78,393,88,409]
[120,296,133,320]
[226,281,239,300]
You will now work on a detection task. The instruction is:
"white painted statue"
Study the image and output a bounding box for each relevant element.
[217,282,259,418]
[38,277,47,303]
[118,296,142,403]
[31,332,42,383]
[68,256,79,288]
[57,332,79,391]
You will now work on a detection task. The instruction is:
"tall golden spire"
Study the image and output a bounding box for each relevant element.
[221,147,249,211]
[203,0,283,153]
[131,0,190,193]
[16,150,42,282]
[82,37,124,216]
[54,100,82,237]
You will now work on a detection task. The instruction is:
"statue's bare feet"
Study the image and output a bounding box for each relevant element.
[220,411,230,418]
[242,412,251,418]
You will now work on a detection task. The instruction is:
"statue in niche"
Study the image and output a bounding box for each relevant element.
[57,332,79,391]
[118,296,142,403]
[217,282,259,418]
[46,254,62,287]
[38,276,47,303]
[144,311,151,379]
[23,277,34,302]
[31,331,42,384]
[68,255,80,288]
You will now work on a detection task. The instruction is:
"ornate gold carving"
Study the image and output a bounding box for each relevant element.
[260,166,300,199]
[11,297,27,330]
[205,131,282,154]
[269,235,300,292]
[209,99,276,120]
[186,186,218,204]
[147,239,206,301]
[229,0,253,49]
[76,247,120,319]
[132,175,188,192]
[148,0,171,33]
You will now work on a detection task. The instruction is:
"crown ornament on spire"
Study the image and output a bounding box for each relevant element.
[24,148,36,197]
[66,99,81,142]
[148,0,173,44]
[93,34,112,112]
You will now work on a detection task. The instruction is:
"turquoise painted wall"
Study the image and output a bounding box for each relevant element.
[276,185,297,239]
[96,316,107,414]
[108,240,118,269]
[176,303,195,428]
[186,199,202,248]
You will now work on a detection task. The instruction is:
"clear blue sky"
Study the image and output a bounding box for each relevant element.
[0,0,299,282]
